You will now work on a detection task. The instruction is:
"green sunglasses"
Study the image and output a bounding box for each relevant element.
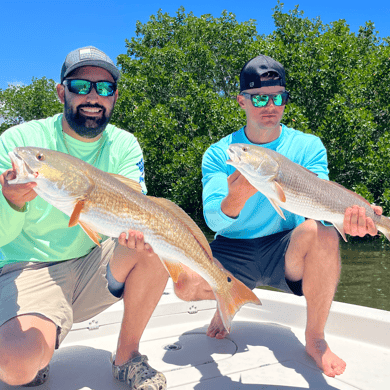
[63,79,116,97]
[241,91,289,107]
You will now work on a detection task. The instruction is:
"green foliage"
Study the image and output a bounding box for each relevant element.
[112,8,256,216]
[0,77,62,134]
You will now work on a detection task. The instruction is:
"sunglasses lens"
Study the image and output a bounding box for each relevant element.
[68,80,91,95]
[252,95,269,107]
[96,82,115,97]
[273,94,283,106]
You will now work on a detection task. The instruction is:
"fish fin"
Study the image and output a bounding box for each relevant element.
[109,173,143,192]
[213,267,262,333]
[161,258,184,283]
[333,221,348,242]
[148,196,213,259]
[268,198,286,220]
[69,200,85,227]
[274,181,286,203]
[301,167,319,177]
[78,221,102,247]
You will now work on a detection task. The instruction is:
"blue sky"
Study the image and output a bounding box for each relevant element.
[1,0,389,90]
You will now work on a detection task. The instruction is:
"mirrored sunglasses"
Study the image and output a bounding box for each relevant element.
[63,79,116,97]
[242,91,289,107]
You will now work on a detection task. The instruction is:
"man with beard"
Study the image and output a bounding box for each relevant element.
[0,47,168,390]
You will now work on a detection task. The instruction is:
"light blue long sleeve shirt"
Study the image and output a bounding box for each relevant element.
[202,125,329,239]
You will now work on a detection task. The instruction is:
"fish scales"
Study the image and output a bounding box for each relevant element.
[277,153,379,222]
[84,173,215,280]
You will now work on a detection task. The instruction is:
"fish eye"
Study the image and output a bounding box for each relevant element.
[242,147,248,152]
[36,153,45,161]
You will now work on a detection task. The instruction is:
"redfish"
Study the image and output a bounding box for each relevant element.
[9,146,261,332]
[227,143,390,241]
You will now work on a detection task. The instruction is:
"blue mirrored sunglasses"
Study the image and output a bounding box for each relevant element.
[241,91,289,107]
[63,79,116,97]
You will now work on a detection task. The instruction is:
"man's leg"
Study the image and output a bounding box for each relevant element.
[285,219,346,377]
[174,261,224,337]
[109,231,169,366]
[0,314,56,386]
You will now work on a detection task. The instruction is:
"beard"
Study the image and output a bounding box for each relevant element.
[64,99,113,139]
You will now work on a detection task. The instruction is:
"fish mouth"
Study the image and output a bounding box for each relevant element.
[8,150,35,178]
[226,147,241,165]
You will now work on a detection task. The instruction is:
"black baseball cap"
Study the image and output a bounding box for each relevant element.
[60,46,121,83]
[240,55,286,92]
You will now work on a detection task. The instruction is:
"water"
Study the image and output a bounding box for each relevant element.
[335,241,390,311]
[198,220,389,312]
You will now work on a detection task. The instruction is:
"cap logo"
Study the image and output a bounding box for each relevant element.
[79,48,93,59]
[250,82,254,87]
[79,48,106,61]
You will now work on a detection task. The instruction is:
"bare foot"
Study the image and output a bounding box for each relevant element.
[206,309,228,339]
[306,336,346,377]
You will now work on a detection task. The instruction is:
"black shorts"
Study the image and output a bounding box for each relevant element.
[210,230,303,296]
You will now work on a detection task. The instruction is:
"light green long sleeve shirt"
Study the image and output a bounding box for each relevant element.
[0,114,146,268]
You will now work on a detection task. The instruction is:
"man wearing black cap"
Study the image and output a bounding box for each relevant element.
[174,54,382,378]
[0,46,168,389]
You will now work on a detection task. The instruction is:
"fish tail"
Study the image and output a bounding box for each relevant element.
[377,215,390,241]
[214,266,262,333]
[378,216,390,241]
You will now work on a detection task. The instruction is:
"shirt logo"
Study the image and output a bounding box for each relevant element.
[136,158,144,174]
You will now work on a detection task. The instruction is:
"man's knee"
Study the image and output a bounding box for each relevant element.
[0,333,48,385]
[287,220,340,275]
[297,220,340,249]
[174,271,214,302]
[0,316,56,385]
[316,222,340,253]
[174,276,195,301]
[0,354,40,386]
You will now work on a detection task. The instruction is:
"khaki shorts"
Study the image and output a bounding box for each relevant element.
[0,238,121,348]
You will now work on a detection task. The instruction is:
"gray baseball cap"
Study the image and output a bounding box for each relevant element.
[240,55,285,92]
[60,46,121,83]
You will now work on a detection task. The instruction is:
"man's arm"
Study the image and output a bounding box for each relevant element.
[114,133,147,194]
[220,170,257,218]
[0,127,39,246]
[202,144,258,232]
[0,168,37,247]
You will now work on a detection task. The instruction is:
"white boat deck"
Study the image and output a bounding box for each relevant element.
[2,280,389,389]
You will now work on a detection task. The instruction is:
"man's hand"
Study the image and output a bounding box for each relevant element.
[118,229,155,256]
[221,170,258,218]
[0,169,37,209]
[343,205,382,237]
